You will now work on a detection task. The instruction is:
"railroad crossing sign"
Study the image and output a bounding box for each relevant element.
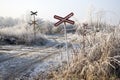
[29,11,38,26]
[31,11,37,16]
[29,11,38,41]
[54,12,75,26]
[54,12,75,65]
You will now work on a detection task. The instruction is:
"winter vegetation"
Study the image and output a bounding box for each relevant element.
[0,16,76,45]
[46,22,120,80]
[0,17,21,28]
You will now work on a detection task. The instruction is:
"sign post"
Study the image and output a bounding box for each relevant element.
[29,11,38,41]
[54,12,75,63]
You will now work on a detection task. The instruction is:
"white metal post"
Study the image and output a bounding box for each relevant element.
[63,22,69,63]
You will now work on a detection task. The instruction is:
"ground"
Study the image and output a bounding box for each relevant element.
[0,34,79,80]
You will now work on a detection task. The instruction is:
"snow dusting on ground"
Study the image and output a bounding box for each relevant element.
[0,34,80,80]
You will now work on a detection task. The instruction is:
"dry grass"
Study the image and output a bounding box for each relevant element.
[46,25,120,80]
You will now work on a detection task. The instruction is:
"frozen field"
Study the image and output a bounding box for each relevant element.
[0,34,80,80]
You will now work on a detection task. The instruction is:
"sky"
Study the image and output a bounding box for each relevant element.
[0,0,120,24]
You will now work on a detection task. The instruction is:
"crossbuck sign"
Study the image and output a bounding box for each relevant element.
[54,12,75,64]
[54,12,75,26]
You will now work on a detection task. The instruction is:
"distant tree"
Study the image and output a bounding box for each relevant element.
[0,16,19,28]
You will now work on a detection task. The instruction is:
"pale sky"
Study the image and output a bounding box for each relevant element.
[0,0,120,24]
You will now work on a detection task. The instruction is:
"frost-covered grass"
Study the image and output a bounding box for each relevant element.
[0,23,48,45]
[46,23,120,80]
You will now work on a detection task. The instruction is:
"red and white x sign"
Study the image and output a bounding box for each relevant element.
[54,12,75,26]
